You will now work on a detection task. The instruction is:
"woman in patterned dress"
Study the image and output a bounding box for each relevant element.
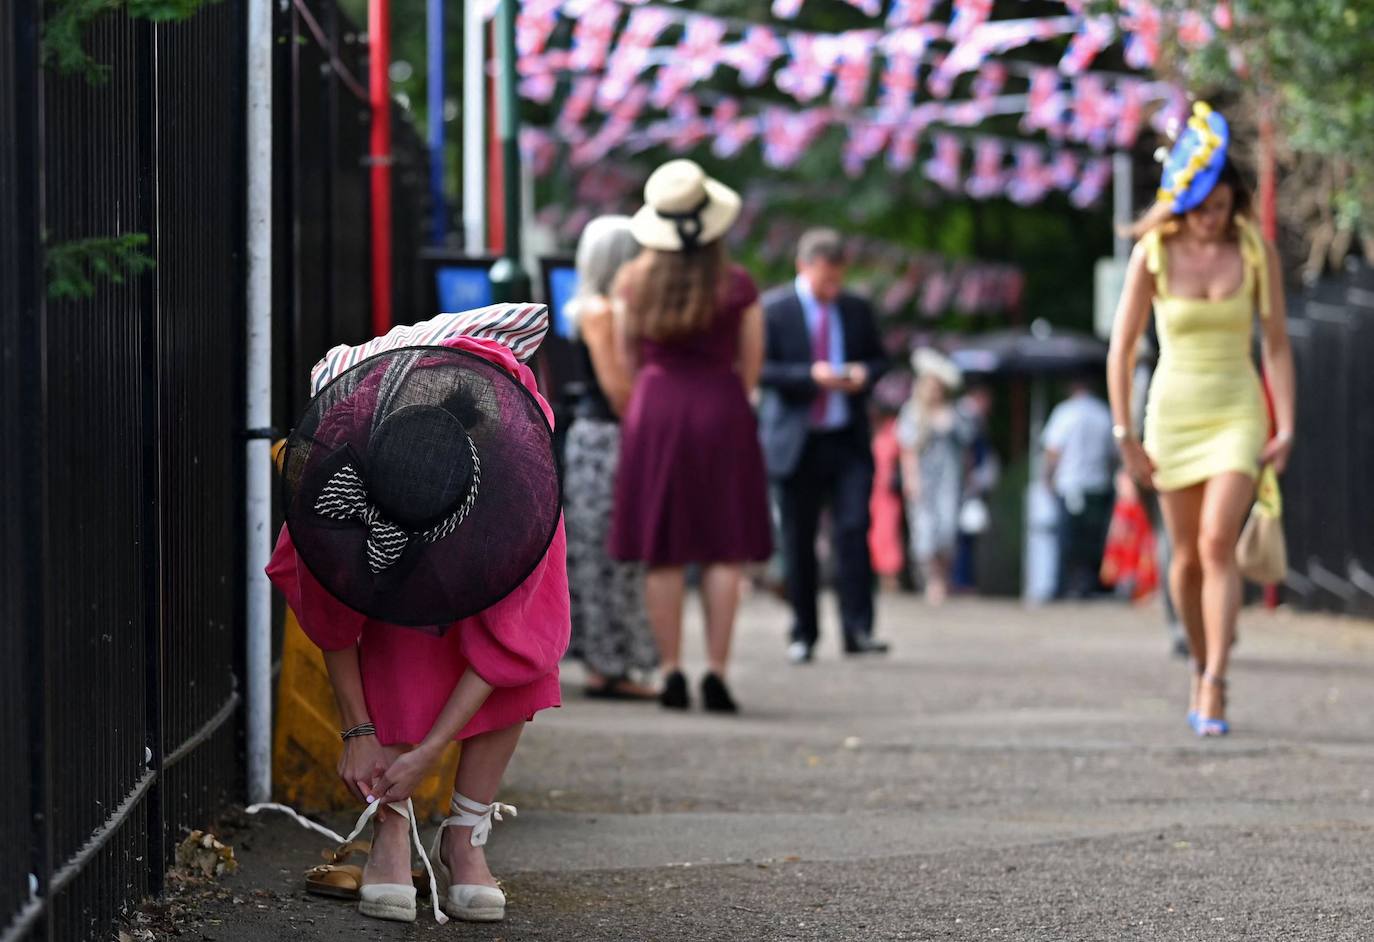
[562,216,659,699]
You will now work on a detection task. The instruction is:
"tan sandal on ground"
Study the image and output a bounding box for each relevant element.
[305,840,432,900]
[248,799,448,925]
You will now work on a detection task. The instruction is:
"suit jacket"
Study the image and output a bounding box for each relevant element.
[757,285,888,479]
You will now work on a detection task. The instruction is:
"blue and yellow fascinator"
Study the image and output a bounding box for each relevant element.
[1157,102,1229,212]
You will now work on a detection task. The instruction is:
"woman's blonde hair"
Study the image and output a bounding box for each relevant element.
[1126,158,1254,241]
[613,240,726,342]
[566,215,640,338]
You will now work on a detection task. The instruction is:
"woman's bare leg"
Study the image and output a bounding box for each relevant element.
[1195,472,1257,719]
[645,566,687,674]
[441,722,525,887]
[1159,483,1206,712]
[701,564,742,676]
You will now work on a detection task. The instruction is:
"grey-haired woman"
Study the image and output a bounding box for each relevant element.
[563,215,659,699]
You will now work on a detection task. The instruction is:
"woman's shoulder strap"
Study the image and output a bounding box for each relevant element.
[1138,228,1166,295]
[1235,216,1273,319]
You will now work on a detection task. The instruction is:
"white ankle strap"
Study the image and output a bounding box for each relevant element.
[248,799,447,925]
[430,791,518,856]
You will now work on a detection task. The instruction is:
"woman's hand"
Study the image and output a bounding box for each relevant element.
[338,735,404,803]
[371,741,443,805]
[1259,433,1294,475]
[1118,437,1157,488]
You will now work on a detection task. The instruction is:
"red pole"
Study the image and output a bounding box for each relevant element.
[486,22,505,257]
[369,0,394,335]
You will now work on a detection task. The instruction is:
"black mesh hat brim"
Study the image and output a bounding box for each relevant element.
[283,346,562,628]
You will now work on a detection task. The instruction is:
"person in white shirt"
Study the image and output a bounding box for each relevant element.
[1042,377,1117,598]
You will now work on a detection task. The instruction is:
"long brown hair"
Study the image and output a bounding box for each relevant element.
[613,240,726,342]
[1127,158,1254,241]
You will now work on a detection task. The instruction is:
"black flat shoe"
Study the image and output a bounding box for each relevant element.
[659,670,690,710]
[700,673,738,713]
[843,637,890,656]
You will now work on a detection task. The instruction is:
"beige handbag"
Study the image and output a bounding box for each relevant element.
[1237,465,1287,584]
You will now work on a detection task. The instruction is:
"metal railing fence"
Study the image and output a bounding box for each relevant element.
[2,2,245,940]
[1282,266,1374,616]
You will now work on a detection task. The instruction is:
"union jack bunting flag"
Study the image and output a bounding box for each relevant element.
[1070,157,1113,208]
[310,305,550,396]
[775,34,833,103]
[923,133,963,193]
[1006,144,1051,205]
[723,26,785,87]
[887,0,937,29]
[1058,15,1114,76]
[965,139,1006,200]
[568,0,621,72]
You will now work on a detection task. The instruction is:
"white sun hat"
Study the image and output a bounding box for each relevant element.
[630,159,742,252]
[910,347,963,391]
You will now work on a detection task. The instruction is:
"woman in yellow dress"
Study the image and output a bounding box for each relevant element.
[1107,103,1296,736]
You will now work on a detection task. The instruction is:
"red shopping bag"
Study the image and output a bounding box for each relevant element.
[1100,488,1159,602]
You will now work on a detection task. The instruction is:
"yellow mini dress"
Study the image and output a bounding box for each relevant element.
[1142,218,1272,493]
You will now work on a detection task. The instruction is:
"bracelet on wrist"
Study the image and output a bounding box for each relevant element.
[341,722,376,741]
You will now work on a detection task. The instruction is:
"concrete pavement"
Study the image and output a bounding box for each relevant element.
[179,593,1374,940]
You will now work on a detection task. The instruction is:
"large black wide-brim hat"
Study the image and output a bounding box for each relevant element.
[283,346,561,628]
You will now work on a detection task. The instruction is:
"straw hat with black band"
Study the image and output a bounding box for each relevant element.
[630,159,741,252]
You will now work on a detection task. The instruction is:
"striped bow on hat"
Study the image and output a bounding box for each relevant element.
[310,303,548,397]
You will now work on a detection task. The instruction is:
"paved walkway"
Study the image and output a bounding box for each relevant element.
[187,593,1374,941]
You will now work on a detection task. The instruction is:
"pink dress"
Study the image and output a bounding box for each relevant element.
[266,336,570,746]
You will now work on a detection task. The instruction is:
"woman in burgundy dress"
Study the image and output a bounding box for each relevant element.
[609,160,772,713]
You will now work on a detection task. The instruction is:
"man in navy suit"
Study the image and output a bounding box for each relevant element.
[759,229,889,663]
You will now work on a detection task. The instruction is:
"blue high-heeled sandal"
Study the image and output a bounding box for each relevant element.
[1195,673,1229,737]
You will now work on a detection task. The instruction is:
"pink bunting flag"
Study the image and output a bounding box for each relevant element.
[775,34,834,103]
[965,139,1006,200]
[568,1,621,72]
[923,133,963,192]
[681,16,730,82]
[761,107,829,169]
[723,25,785,87]
[772,0,804,19]
[1113,79,1147,150]
[878,27,936,114]
[843,121,891,178]
[667,94,710,152]
[1177,9,1215,49]
[1048,150,1080,191]
[948,0,994,42]
[515,0,562,58]
[520,128,558,178]
[1059,15,1114,75]
[1068,73,1114,149]
[711,101,761,160]
[650,63,693,110]
[887,0,938,29]
[1006,144,1051,205]
[972,61,1008,101]
[1070,157,1113,208]
[558,76,600,135]
[839,0,882,17]
[1120,0,1161,70]
[1021,67,1067,138]
[831,31,880,109]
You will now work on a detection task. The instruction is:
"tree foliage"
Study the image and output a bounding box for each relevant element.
[42,0,219,82]
[1136,0,1374,269]
[46,233,156,300]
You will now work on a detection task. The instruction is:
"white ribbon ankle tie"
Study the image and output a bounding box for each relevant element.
[427,791,517,866]
[247,799,447,925]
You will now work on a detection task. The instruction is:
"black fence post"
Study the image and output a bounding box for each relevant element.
[136,14,167,902]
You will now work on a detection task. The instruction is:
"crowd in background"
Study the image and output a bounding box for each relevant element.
[558,158,1146,714]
